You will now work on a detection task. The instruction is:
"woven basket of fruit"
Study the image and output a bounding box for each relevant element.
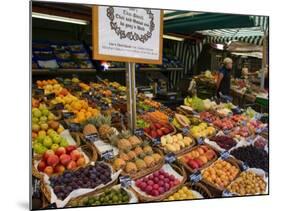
[130,164,187,202]
[144,123,177,142]
[67,184,138,207]
[80,143,98,162]
[225,168,268,196]
[201,157,241,193]
[118,147,165,180]
[178,145,218,174]
[41,162,121,207]
[160,133,196,156]
[186,182,213,198]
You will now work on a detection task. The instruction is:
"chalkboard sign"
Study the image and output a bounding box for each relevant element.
[85,133,98,143]
[134,128,144,137]
[62,112,76,119]
[151,137,161,146]
[119,175,132,188]
[67,123,81,132]
[101,149,114,160]
[220,151,230,160]
[197,137,204,145]
[165,152,176,164]
[182,127,189,136]
[189,171,202,184]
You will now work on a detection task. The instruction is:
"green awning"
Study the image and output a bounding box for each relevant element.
[164,13,256,34]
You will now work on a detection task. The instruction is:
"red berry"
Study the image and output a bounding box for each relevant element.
[148,175,154,180]
[169,175,176,181]
[153,177,159,183]
[142,177,148,183]
[164,178,170,183]
[158,181,164,187]
[145,185,153,193]
[153,184,159,190]
[151,190,159,196]
[169,181,175,187]
[147,180,154,186]
[164,183,170,191]
[140,182,146,191]
[159,187,165,194]
[159,175,165,180]
[159,169,165,175]
[153,171,160,177]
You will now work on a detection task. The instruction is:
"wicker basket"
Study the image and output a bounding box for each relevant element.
[119,148,165,180]
[41,162,118,203]
[159,135,196,157]
[201,157,241,193]
[186,182,213,198]
[80,143,98,162]
[178,145,219,175]
[131,164,187,202]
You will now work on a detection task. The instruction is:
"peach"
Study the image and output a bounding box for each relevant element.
[76,157,86,166]
[65,145,77,154]
[43,150,55,161]
[54,164,65,174]
[67,160,77,170]
[198,155,208,164]
[44,166,54,176]
[60,154,71,166]
[70,149,81,161]
[47,154,59,167]
[37,160,46,172]
[55,147,66,157]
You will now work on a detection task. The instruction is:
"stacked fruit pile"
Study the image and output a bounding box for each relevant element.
[209,135,237,150]
[37,145,86,176]
[179,145,217,170]
[160,133,193,153]
[165,186,196,200]
[143,122,174,139]
[135,169,181,197]
[190,123,216,139]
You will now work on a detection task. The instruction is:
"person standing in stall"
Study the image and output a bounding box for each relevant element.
[216,57,233,98]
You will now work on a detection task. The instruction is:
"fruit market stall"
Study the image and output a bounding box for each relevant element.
[31,76,269,208]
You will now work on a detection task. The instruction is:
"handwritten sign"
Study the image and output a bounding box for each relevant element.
[134,128,144,136]
[101,149,114,160]
[119,175,132,188]
[182,127,189,136]
[93,6,163,64]
[165,152,176,164]
[85,133,98,143]
[220,151,230,160]
[189,171,202,184]
[151,137,161,146]
[197,137,204,145]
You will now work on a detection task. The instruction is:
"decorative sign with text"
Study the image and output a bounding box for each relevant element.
[93,6,163,64]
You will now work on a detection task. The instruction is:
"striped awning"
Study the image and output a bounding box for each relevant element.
[205,34,264,46]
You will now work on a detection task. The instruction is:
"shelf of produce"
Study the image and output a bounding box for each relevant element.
[32,69,97,75]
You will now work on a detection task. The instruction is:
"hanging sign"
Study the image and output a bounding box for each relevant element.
[93,6,163,64]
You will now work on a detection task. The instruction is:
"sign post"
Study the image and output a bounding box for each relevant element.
[93,6,163,131]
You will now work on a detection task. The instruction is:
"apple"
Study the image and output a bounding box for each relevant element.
[54,164,65,174]
[40,123,49,130]
[47,129,55,136]
[32,124,40,132]
[51,144,60,152]
[52,134,61,144]
[205,150,216,160]
[33,108,42,118]
[37,160,46,172]
[188,159,199,169]
[194,158,204,167]
[47,154,59,167]
[67,160,77,170]
[66,145,77,154]
[43,150,55,161]
[198,155,208,164]
[55,147,66,157]
[76,157,86,166]
[40,116,48,123]
[37,130,46,137]
[60,154,71,166]
[70,150,81,161]
[43,136,52,148]
[44,166,54,176]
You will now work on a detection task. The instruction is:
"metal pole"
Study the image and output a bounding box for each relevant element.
[126,62,136,132]
[261,32,268,89]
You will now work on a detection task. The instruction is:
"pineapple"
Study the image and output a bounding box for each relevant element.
[83,124,97,136]
[118,130,132,139]
[127,151,137,160]
[128,136,142,148]
[119,152,130,161]
[95,115,114,139]
[143,145,153,155]
[135,159,147,170]
[125,162,137,173]
[117,139,132,152]
[134,146,144,156]
[151,153,162,163]
[144,155,155,167]
[113,158,126,170]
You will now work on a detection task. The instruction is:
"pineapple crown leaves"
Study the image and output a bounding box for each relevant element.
[118,130,132,139]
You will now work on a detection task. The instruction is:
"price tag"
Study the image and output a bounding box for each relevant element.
[101,149,114,161]
[189,171,202,184]
[134,128,144,137]
[34,88,44,96]
[51,103,64,111]
[151,137,161,146]
[62,112,76,119]
[67,123,81,132]
[119,175,132,188]
[168,116,173,123]
[165,152,176,164]
[241,162,249,171]
[85,133,98,143]
[182,127,189,136]
[45,92,55,100]
[223,129,230,135]
[222,190,233,197]
[220,151,230,160]
[197,137,204,145]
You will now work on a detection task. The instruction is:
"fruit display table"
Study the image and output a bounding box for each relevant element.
[31,77,269,209]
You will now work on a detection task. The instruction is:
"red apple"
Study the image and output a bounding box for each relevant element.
[65,145,77,154]
[43,150,55,161]
[70,149,81,161]
[60,154,71,166]
[47,154,59,167]
[194,158,204,167]
[37,160,46,172]
[67,160,77,170]
[188,159,199,169]
[55,147,66,157]
[44,166,54,176]
[76,157,86,166]
[54,164,65,174]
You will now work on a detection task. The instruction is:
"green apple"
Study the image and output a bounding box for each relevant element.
[32,124,40,132]
[40,123,49,130]
[42,109,49,117]
[40,116,48,123]
[60,139,69,147]
[43,136,53,148]
[36,136,44,144]
[51,144,60,151]
[38,130,46,137]
[32,117,39,124]
[39,104,46,111]
[48,113,55,121]
[47,129,55,136]
[52,134,61,144]
[37,146,48,154]
[32,108,42,118]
